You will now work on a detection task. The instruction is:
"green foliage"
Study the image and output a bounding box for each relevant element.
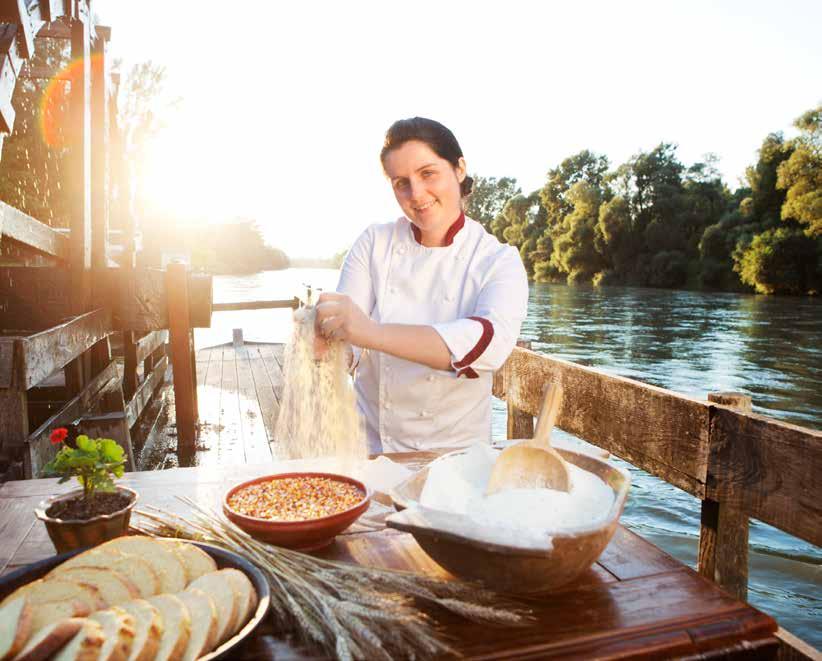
[735,227,821,295]
[42,435,126,506]
[465,175,521,230]
[777,106,822,236]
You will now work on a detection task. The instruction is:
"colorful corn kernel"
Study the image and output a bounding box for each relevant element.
[228,476,364,521]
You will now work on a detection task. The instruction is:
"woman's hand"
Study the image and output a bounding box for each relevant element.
[314,292,376,349]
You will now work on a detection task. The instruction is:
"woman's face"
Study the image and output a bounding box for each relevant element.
[383,140,466,242]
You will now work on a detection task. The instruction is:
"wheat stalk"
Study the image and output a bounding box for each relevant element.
[133,498,531,660]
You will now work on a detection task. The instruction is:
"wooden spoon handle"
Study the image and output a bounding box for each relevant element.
[532,383,563,450]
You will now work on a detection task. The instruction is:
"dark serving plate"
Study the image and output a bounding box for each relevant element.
[0,539,271,661]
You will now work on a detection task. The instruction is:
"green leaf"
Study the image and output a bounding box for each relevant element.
[76,435,94,452]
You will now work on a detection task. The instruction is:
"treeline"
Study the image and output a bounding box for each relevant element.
[466,105,821,295]
[141,218,289,274]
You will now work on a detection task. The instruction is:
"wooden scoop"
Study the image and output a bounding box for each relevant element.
[486,383,571,494]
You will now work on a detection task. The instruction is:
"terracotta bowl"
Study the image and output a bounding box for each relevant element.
[387,448,630,593]
[223,472,371,551]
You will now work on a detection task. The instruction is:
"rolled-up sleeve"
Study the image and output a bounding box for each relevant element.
[432,245,528,376]
[336,227,376,370]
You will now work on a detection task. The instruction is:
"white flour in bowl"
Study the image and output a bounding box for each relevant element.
[419,443,614,549]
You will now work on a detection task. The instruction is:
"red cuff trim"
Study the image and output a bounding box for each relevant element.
[453,316,494,369]
[410,212,465,246]
[457,366,479,379]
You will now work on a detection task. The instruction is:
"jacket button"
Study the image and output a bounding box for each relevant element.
[427,375,435,382]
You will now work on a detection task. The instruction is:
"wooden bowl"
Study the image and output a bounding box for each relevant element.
[223,472,371,551]
[386,448,630,593]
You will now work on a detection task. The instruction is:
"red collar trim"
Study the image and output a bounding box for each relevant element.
[410,211,465,247]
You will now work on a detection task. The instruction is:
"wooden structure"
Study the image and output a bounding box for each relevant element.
[495,341,821,660]
[0,454,781,659]
[0,1,212,479]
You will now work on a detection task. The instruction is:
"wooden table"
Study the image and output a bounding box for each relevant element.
[0,454,779,659]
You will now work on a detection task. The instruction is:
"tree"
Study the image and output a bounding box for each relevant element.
[550,181,606,283]
[464,175,521,230]
[736,226,821,294]
[777,106,822,237]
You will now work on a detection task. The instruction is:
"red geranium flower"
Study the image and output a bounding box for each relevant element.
[50,427,68,445]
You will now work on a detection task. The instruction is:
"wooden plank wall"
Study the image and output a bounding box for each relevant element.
[494,346,822,550]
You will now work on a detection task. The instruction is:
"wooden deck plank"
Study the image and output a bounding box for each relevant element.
[218,347,246,466]
[236,347,273,464]
[258,344,285,458]
[196,346,223,466]
[247,346,281,448]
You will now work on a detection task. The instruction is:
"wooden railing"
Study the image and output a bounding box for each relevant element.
[493,342,821,659]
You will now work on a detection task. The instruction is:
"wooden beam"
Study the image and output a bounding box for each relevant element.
[69,16,91,313]
[507,340,534,440]
[19,63,70,80]
[0,23,20,134]
[166,263,197,449]
[90,30,109,271]
[493,346,710,497]
[135,330,167,366]
[706,403,822,548]
[18,308,112,390]
[212,298,299,312]
[3,0,35,58]
[98,268,212,331]
[40,0,63,23]
[78,411,135,472]
[699,392,751,601]
[0,200,71,259]
[124,354,167,429]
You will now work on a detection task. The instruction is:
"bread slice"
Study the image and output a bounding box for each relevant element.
[99,538,186,594]
[115,600,162,661]
[1,579,105,612]
[185,571,238,645]
[56,549,160,599]
[52,618,106,661]
[88,608,136,661]
[145,594,190,661]
[0,597,31,661]
[221,568,257,635]
[50,567,139,607]
[11,618,85,661]
[174,589,218,660]
[29,600,91,634]
[162,541,217,584]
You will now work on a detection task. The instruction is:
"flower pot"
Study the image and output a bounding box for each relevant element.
[34,486,139,553]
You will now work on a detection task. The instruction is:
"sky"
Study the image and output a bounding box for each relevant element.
[95,0,822,258]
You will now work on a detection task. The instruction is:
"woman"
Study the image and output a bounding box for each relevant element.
[315,117,528,453]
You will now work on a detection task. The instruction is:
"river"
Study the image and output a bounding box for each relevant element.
[193,267,822,646]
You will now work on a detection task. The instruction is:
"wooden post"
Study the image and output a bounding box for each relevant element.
[69,16,92,313]
[166,263,197,450]
[123,331,138,400]
[698,392,752,601]
[507,339,535,440]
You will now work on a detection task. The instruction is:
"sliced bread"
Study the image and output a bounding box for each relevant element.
[52,618,106,661]
[185,571,238,645]
[98,538,186,593]
[174,589,218,660]
[88,608,136,661]
[55,549,160,599]
[50,567,139,607]
[2,579,105,612]
[115,600,161,661]
[28,600,91,634]
[221,569,257,635]
[11,618,85,661]
[0,598,31,661]
[145,594,190,661]
[162,541,216,584]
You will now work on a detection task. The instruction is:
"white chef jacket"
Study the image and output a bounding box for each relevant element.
[337,213,529,453]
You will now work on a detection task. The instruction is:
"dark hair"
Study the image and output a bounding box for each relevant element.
[380,117,474,197]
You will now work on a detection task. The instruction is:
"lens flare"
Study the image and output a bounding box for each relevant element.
[38,54,104,148]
